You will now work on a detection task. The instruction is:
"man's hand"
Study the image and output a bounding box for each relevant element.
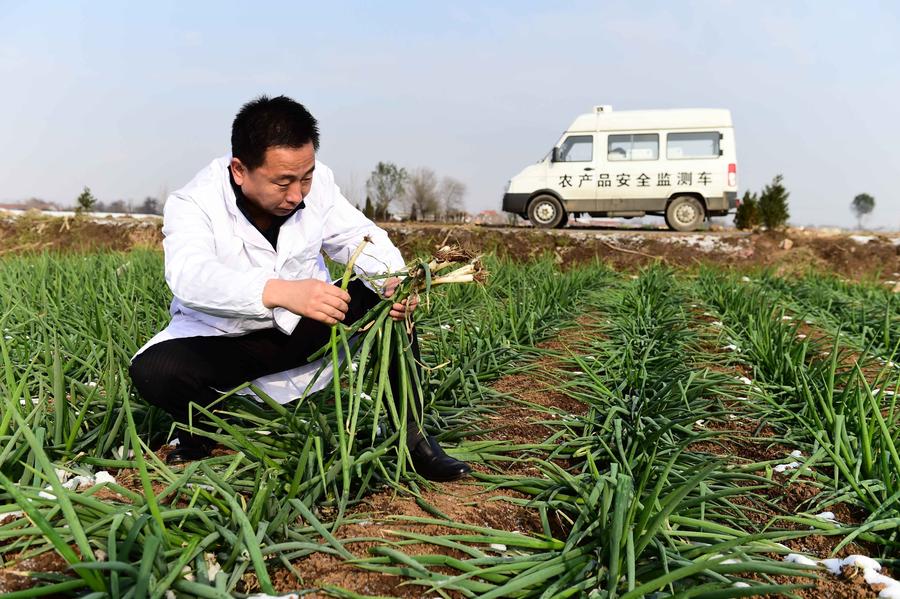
[263,279,351,325]
[383,277,418,321]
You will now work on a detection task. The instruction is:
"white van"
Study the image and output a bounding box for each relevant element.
[501,106,738,231]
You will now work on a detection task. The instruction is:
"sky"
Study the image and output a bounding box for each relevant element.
[1,1,898,228]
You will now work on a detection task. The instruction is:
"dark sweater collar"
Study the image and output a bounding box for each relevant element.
[228,166,304,249]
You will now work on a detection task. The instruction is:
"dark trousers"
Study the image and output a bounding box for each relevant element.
[129,279,425,448]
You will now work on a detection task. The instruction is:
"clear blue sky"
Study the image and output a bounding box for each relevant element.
[1,1,898,228]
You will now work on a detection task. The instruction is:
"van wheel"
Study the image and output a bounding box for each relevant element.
[665,196,705,231]
[528,195,566,228]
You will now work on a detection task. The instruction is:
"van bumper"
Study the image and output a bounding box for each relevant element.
[502,193,530,214]
[706,192,739,217]
[726,191,738,209]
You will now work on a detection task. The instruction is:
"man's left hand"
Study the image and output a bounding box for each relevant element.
[383,277,418,321]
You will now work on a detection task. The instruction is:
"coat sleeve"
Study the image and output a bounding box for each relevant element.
[162,193,274,320]
[319,175,406,289]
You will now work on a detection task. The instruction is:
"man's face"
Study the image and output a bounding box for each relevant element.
[231,144,315,216]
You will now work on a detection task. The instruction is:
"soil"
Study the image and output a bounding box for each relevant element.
[0,549,73,596]
[2,213,898,282]
[261,332,589,597]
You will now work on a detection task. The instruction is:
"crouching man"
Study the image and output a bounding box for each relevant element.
[129,95,470,482]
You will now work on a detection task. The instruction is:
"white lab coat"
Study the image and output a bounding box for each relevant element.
[135,156,406,403]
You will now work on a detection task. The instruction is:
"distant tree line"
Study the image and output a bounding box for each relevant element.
[73,186,163,215]
[362,162,467,222]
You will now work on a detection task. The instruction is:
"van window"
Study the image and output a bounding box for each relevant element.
[558,135,593,162]
[608,134,659,161]
[667,132,720,159]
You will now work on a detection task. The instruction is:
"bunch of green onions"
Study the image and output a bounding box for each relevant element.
[314,241,486,516]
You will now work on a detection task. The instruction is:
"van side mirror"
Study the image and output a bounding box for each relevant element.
[550,147,559,163]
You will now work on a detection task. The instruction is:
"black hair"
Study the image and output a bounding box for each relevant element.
[231,95,320,170]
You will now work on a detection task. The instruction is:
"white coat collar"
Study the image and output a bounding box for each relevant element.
[217,156,278,255]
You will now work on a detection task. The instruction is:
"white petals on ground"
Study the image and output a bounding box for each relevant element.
[773,461,800,473]
[784,553,900,596]
[95,471,116,485]
[737,376,753,385]
[711,321,723,327]
[723,344,740,351]
[440,324,452,330]
[488,543,508,552]
[205,552,222,581]
[112,446,135,460]
[789,450,803,458]
[732,581,751,588]
[781,315,793,321]
[814,511,839,524]
[821,558,843,575]
[740,276,751,282]
[785,553,819,567]
[844,555,881,571]
[62,475,95,490]
[866,572,900,598]
[60,471,117,491]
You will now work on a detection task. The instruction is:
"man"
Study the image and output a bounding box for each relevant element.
[129,95,470,482]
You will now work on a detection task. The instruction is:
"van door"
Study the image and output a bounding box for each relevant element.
[548,134,597,214]
[598,133,661,213]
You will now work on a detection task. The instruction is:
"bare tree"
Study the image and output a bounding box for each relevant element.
[405,168,440,221]
[366,162,407,220]
[23,198,59,211]
[439,177,467,221]
[107,199,130,213]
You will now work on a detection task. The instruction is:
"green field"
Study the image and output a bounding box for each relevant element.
[1,250,898,598]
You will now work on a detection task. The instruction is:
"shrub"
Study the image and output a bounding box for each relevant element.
[734,191,760,230]
[758,175,790,230]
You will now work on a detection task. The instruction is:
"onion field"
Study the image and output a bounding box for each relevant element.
[1,249,899,598]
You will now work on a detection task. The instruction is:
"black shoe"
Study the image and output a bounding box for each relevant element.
[166,439,213,465]
[410,436,472,482]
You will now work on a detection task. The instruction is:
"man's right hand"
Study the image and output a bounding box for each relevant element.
[263,279,351,325]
